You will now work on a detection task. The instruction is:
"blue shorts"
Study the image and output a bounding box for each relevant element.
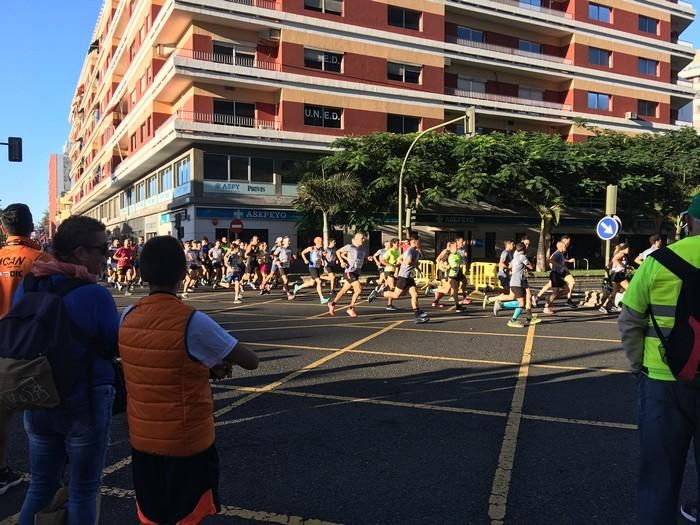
[224,273,241,284]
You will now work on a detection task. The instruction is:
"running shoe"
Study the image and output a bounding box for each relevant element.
[0,467,23,496]
[328,302,336,316]
[598,306,609,314]
[532,295,541,308]
[528,315,542,326]
[124,290,133,297]
[247,282,257,290]
[347,307,358,318]
[367,288,379,304]
[376,284,386,294]
[432,302,444,308]
[293,283,302,296]
[414,311,430,324]
[566,299,578,309]
[320,297,330,305]
[507,320,525,328]
[258,289,265,296]
[482,295,489,310]
[233,299,242,304]
[493,300,502,317]
[287,293,295,301]
[385,305,398,311]
[461,298,472,305]
[181,293,189,300]
[681,503,698,523]
[610,306,622,313]
[543,307,556,315]
[455,307,465,313]
[116,283,123,291]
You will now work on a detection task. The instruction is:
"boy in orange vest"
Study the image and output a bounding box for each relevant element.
[120,235,258,525]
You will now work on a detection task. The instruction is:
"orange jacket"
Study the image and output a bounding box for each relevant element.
[119,293,215,457]
[0,236,51,318]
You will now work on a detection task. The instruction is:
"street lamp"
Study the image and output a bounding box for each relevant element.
[397,108,475,240]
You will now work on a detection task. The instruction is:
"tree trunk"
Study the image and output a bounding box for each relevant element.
[536,215,552,272]
[322,211,329,250]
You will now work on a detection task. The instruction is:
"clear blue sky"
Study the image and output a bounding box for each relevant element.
[0,0,699,223]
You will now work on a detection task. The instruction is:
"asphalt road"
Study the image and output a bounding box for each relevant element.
[1,283,697,524]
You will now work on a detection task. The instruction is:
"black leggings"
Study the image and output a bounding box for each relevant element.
[449,276,468,306]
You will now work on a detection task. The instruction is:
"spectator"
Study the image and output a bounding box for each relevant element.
[17,216,118,525]
[0,204,51,496]
[120,235,258,524]
[618,194,700,524]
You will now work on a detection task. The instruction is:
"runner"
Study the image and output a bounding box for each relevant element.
[541,240,570,315]
[483,240,516,313]
[599,243,631,313]
[322,238,340,293]
[200,237,212,286]
[368,238,401,307]
[208,240,224,289]
[181,241,199,299]
[634,234,662,266]
[106,238,120,286]
[243,235,260,289]
[370,242,388,293]
[114,238,136,296]
[430,241,452,308]
[221,242,244,303]
[295,237,330,303]
[506,242,541,328]
[271,237,295,300]
[446,241,469,312]
[534,235,577,308]
[133,236,145,287]
[327,232,367,318]
[373,232,429,324]
[259,237,283,294]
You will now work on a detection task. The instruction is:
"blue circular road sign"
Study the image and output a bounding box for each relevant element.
[596,216,621,241]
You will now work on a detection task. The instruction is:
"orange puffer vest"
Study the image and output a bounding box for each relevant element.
[120,293,214,457]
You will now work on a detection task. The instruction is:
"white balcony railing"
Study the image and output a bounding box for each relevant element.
[446,87,572,111]
[176,49,282,72]
[451,0,573,19]
[176,111,280,130]
[446,35,572,65]
[226,0,279,9]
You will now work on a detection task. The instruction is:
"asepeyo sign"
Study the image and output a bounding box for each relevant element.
[203,181,275,195]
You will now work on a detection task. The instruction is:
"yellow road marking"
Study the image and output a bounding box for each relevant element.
[98,485,344,524]
[212,384,637,431]
[489,322,536,525]
[213,321,405,419]
[221,321,390,332]
[307,303,352,319]
[390,326,620,344]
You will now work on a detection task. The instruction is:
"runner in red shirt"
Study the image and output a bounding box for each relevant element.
[113,238,136,296]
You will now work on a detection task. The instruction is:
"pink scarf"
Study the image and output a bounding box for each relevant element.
[31,259,97,283]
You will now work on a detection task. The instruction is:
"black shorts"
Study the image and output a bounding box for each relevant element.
[549,271,567,289]
[384,270,396,279]
[326,264,342,274]
[117,266,132,276]
[396,277,416,290]
[612,271,627,283]
[132,444,220,524]
[450,271,466,282]
[245,260,258,274]
[511,286,527,299]
[309,267,321,280]
[212,261,223,269]
[278,267,288,277]
[345,271,360,283]
[498,275,510,293]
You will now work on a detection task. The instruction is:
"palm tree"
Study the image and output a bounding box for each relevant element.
[293,171,361,249]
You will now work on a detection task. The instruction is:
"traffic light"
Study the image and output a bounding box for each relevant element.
[466,107,476,137]
[8,137,22,162]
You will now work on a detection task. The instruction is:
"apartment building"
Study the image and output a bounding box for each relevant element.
[47,153,72,237]
[65,0,695,246]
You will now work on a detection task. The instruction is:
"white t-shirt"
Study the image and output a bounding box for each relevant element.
[121,306,238,368]
[639,245,659,262]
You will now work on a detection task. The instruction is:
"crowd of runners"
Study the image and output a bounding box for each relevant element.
[95,229,658,329]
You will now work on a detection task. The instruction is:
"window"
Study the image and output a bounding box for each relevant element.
[147,116,152,135]
[130,89,136,109]
[304,49,343,73]
[129,41,136,61]
[587,92,610,111]
[251,158,274,183]
[304,0,342,15]
[387,62,421,84]
[638,100,658,117]
[140,122,146,142]
[130,133,136,151]
[158,167,172,191]
[140,73,147,94]
[518,40,542,54]
[280,160,305,185]
[203,153,229,181]
[588,3,611,23]
[639,15,658,34]
[458,77,486,93]
[213,100,256,127]
[304,105,342,128]
[638,57,658,76]
[388,6,421,30]
[387,114,420,133]
[146,65,152,84]
[456,26,484,43]
[589,47,611,67]
[135,182,145,203]
[146,175,157,198]
[230,157,249,181]
[518,87,544,101]
[176,158,190,187]
[139,24,146,45]
[519,0,541,9]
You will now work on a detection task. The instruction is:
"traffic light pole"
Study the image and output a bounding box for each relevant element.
[604,184,618,266]
[397,109,474,240]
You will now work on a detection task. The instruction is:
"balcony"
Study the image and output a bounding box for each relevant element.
[225,0,279,9]
[176,110,280,130]
[446,35,571,65]
[446,87,572,111]
[449,0,572,19]
[176,49,282,72]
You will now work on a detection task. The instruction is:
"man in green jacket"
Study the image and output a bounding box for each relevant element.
[619,194,700,524]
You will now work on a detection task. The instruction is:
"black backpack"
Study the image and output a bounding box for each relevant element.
[0,274,94,410]
[648,248,700,383]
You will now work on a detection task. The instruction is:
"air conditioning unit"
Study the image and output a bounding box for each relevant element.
[258,29,280,42]
[625,112,638,120]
